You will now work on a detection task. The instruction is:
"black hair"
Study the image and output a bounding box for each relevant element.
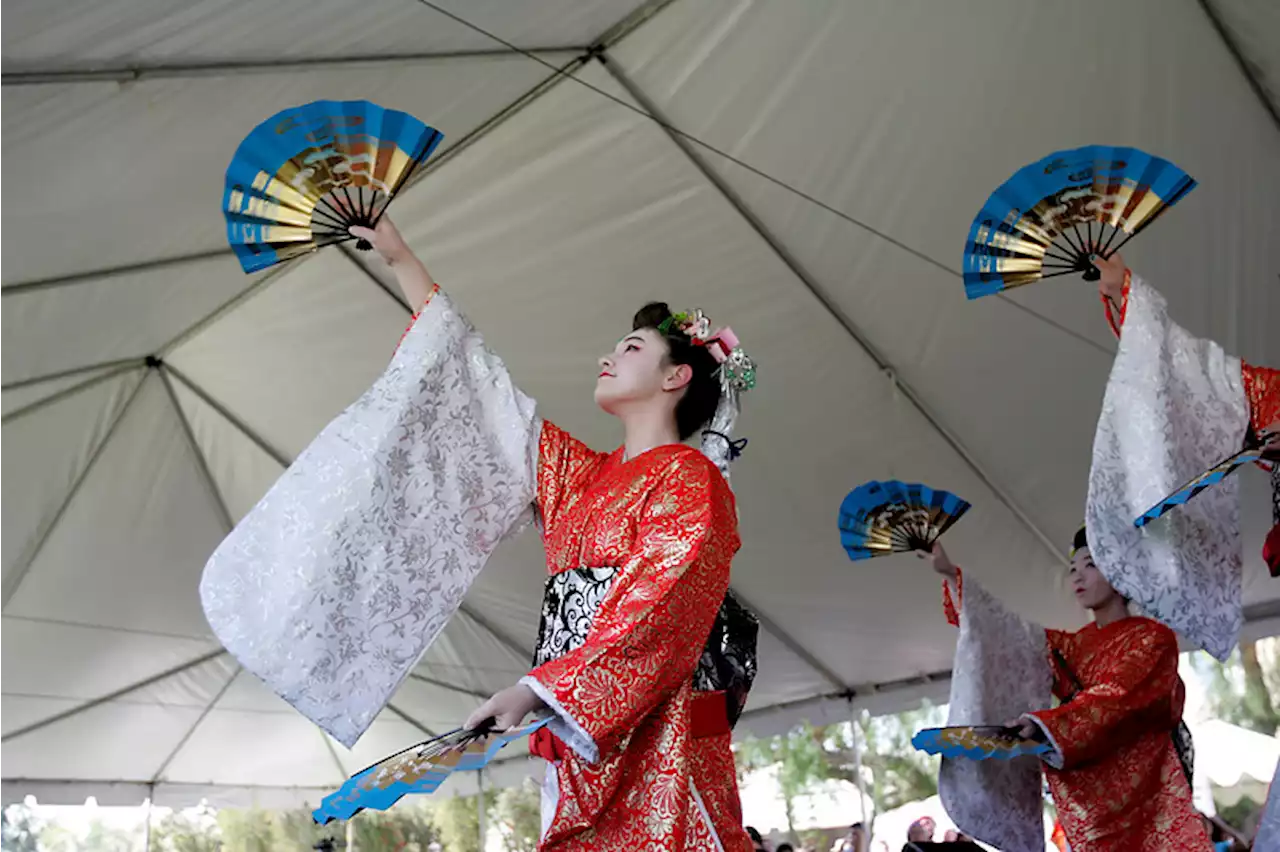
[1073,525,1088,554]
[776,844,794,852]
[632,302,722,441]
[745,826,763,843]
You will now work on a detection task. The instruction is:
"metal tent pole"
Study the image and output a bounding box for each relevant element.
[849,704,871,835]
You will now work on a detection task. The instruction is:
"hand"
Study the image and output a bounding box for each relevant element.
[1092,251,1128,302]
[464,683,545,733]
[1005,716,1043,742]
[1260,420,1280,460]
[916,541,958,580]
[349,216,413,266]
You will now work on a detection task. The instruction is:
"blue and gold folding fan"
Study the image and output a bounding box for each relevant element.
[912,725,1050,761]
[1134,432,1274,527]
[838,480,970,561]
[224,100,443,274]
[962,145,1196,299]
[312,718,547,824]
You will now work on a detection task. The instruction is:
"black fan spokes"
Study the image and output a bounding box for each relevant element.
[1048,220,1123,282]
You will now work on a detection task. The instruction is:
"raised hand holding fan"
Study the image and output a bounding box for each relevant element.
[838,480,970,561]
[223,100,443,274]
[962,145,1196,299]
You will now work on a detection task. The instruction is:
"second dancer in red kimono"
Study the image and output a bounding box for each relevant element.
[922,531,1210,852]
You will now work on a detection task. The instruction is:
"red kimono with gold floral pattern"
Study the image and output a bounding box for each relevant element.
[941,574,1209,852]
[1030,617,1208,852]
[519,422,752,852]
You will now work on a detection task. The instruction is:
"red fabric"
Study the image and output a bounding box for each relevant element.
[1243,361,1280,437]
[942,568,963,627]
[531,691,729,765]
[1101,269,1131,338]
[394,282,440,352]
[1031,618,1209,852]
[529,726,568,764]
[689,691,731,739]
[1264,523,1280,578]
[528,423,750,852]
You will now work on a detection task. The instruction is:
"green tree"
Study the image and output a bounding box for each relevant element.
[1196,638,1280,736]
[493,780,541,852]
[431,792,496,852]
[733,703,946,838]
[736,723,834,835]
[217,808,276,852]
[274,808,334,850]
[150,805,222,852]
[856,704,945,814]
[350,804,439,851]
[1,804,43,852]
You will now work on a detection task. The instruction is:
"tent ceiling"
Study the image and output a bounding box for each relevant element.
[3,0,1278,808]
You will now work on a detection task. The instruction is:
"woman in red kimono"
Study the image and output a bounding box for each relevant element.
[923,529,1210,852]
[371,219,757,851]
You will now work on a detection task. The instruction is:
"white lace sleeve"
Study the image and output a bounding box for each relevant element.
[1086,275,1249,661]
[939,579,1051,852]
[199,290,540,747]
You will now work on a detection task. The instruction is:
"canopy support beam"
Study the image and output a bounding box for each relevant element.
[3,250,234,296]
[1,357,147,392]
[1194,0,1280,133]
[598,52,1070,572]
[1,649,229,743]
[338,245,413,314]
[409,673,490,701]
[2,46,587,86]
[162,363,291,469]
[387,703,439,739]
[149,664,242,785]
[2,362,142,425]
[2,370,150,607]
[159,363,235,531]
[729,589,848,692]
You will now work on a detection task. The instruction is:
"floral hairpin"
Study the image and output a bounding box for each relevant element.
[659,309,757,392]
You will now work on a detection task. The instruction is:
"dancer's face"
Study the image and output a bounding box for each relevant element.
[1069,546,1121,610]
[594,328,690,415]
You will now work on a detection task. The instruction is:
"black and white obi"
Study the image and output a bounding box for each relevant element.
[532,567,759,728]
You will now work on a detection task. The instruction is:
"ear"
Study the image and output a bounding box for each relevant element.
[664,362,693,391]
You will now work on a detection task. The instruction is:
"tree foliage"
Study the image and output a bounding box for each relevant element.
[1,805,43,852]
[493,780,542,852]
[734,703,947,838]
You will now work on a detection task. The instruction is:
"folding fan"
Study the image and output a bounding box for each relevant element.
[223,100,444,274]
[962,145,1197,299]
[912,725,1050,761]
[1134,431,1274,528]
[838,480,970,561]
[312,718,548,824]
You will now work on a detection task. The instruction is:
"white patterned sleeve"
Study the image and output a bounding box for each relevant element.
[1086,275,1249,661]
[939,578,1052,852]
[199,289,540,748]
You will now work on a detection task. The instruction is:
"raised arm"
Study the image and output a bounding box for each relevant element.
[1093,252,1130,338]
[350,218,436,310]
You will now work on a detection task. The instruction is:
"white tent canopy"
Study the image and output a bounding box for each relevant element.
[3,0,1279,809]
